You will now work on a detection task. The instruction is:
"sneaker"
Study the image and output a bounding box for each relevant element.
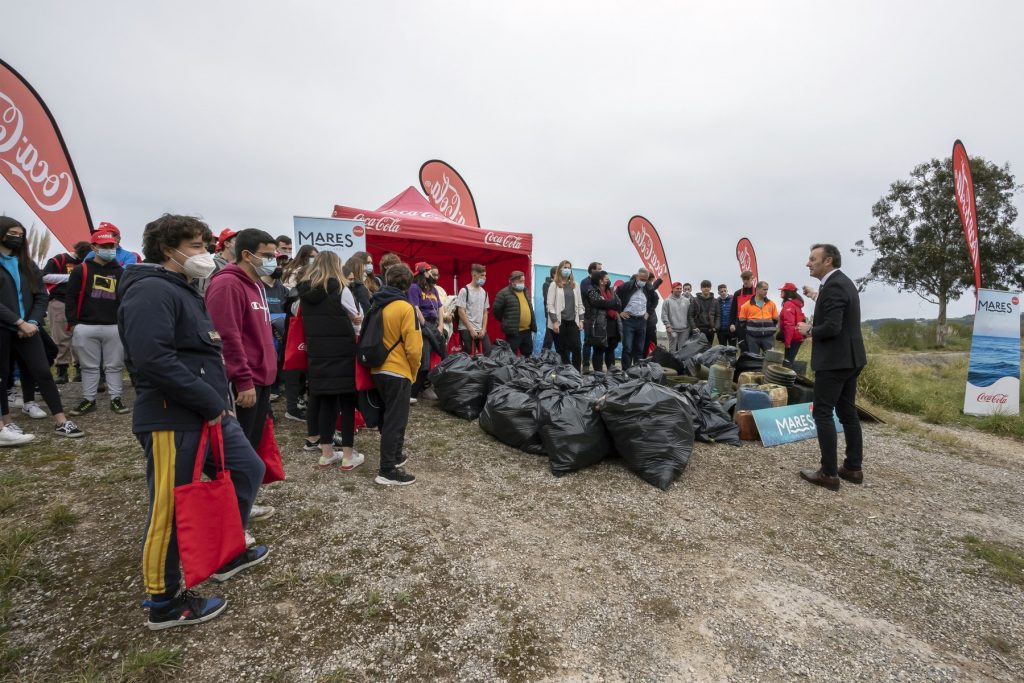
[318,451,344,469]
[211,545,270,583]
[420,387,439,401]
[395,454,409,468]
[54,420,85,438]
[21,402,47,419]
[409,397,418,405]
[340,451,365,471]
[7,390,22,409]
[68,399,96,416]
[244,530,256,548]
[374,468,417,486]
[249,504,275,522]
[0,423,35,446]
[144,589,227,631]
[110,397,130,414]
[302,438,320,452]
[285,409,306,422]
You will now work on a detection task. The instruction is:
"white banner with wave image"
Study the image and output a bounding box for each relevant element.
[963,289,1021,416]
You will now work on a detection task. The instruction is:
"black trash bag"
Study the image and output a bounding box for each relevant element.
[694,345,738,368]
[540,364,583,390]
[488,339,518,365]
[672,330,711,376]
[490,358,543,388]
[536,387,614,475]
[534,349,562,365]
[650,345,684,373]
[625,359,666,385]
[428,353,497,420]
[479,380,545,454]
[677,383,741,445]
[599,380,696,490]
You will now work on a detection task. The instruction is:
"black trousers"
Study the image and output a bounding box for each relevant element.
[459,329,492,355]
[0,330,63,416]
[541,328,555,351]
[554,321,582,371]
[644,319,657,357]
[233,384,272,451]
[591,334,619,372]
[812,367,864,476]
[582,335,592,368]
[504,330,534,357]
[375,373,411,473]
[784,341,802,367]
[306,392,356,446]
[282,370,305,413]
[716,329,735,347]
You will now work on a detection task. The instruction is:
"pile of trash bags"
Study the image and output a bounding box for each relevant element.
[649,329,712,376]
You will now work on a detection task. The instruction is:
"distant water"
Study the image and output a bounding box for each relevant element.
[967,335,1021,387]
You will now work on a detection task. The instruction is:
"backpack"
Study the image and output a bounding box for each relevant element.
[357,299,402,367]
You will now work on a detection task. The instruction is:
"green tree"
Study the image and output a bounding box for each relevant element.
[854,156,1024,346]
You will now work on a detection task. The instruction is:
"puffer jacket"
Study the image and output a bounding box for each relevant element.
[780,297,807,347]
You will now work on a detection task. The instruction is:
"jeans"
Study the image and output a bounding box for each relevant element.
[812,367,864,476]
[375,373,411,473]
[745,334,774,355]
[620,317,647,370]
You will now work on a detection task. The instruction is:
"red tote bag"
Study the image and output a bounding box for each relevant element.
[282,309,307,371]
[174,423,246,588]
[256,416,285,484]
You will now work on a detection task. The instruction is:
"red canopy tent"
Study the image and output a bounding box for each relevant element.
[332,187,533,342]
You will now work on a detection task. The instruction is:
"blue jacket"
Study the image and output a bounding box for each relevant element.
[117,264,232,432]
[717,295,733,330]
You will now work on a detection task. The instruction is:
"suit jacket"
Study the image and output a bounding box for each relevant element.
[810,270,867,372]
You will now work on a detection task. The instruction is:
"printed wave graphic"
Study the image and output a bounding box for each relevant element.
[966,335,1021,387]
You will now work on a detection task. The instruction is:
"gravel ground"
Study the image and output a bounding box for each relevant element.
[2,380,1022,682]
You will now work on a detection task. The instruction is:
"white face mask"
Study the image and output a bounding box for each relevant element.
[173,248,217,279]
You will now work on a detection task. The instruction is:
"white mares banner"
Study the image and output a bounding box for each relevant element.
[963,289,1021,416]
[293,216,366,261]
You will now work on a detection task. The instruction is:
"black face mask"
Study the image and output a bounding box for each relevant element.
[2,234,24,251]
[271,267,283,280]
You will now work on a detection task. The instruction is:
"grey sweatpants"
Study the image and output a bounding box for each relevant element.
[668,329,690,353]
[72,324,124,399]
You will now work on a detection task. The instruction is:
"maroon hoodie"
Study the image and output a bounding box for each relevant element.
[205,263,277,391]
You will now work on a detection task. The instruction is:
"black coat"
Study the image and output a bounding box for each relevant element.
[614,276,661,316]
[349,280,371,316]
[298,278,356,395]
[809,270,867,372]
[492,285,537,336]
[0,258,46,331]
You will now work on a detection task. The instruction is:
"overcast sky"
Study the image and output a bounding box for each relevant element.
[5,1,1023,320]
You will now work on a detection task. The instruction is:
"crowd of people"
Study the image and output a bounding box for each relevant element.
[0,211,864,631]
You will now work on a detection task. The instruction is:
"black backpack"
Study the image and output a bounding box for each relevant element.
[357,300,402,367]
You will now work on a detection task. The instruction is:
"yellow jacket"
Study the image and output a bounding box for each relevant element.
[373,299,423,382]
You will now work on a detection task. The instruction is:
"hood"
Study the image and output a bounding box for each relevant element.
[117,263,194,298]
[210,263,261,293]
[786,297,804,310]
[372,285,410,307]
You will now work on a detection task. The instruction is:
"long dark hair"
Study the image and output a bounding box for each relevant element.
[781,289,803,304]
[0,217,39,293]
[282,244,317,284]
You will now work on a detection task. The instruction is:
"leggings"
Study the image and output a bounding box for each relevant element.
[0,330,63,417]
[306,393,356,447]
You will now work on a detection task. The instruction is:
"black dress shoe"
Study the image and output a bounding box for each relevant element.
[838,466,863,484]
[799,468,841,491]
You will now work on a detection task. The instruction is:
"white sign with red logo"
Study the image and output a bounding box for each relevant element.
[293,216,366,262]
[963,289,1021,416]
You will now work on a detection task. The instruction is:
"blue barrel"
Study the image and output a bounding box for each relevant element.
[737,384,772,411]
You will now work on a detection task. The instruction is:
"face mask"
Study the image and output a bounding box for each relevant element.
[476,277,486,286]
[2,235,24,251]
[173,248,217,279]
[561,268,571,278]
[271,267,283,280]
[365,264,374,274]
[426,276,436,284]
[637,279,647,286]
[514,283,525,291]
[251,254,277,277]
[308,257,316,266]
[96,248,118,262]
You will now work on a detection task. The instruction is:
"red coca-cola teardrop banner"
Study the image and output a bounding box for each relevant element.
[736,237,759,284]
[0,59,93,249]
[419,159,480,227]
[627,215,673,299]
[952,140,982,297]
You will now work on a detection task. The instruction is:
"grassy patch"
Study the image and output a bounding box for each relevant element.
[962,535,1024,586]
[118,646,182,681]
[0,526,38,591]
[47,503,78,532]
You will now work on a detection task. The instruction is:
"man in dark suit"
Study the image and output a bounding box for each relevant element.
[796,243,867,491]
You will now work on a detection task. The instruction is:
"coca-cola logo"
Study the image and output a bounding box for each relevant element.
[351,213,401,233]
[738,246,753,272]
[0,92,75,212]
[629,223,667,278]
[353,224,364,237]
[425,174,468,225]
[1013,296,1020,306]
[977,392,1008,404]
[953,150,980,273]
[483,231,523,250]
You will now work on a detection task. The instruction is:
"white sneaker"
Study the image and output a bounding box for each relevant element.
[318,451,344,469]
[340,451,365,471]
[21,402,47,419]
[244,530,256,548]
[0,423,34,446]
[409,397,418,405]
[249,504,275,522]
[7,390,23,409]
[421,387,439,401]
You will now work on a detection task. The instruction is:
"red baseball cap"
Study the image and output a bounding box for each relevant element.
[671,281,683,288]
[779,282,798,292]
[91,231,118,245]
[414,261,432,274]
[216,228,238,251]
[94,221,120,236]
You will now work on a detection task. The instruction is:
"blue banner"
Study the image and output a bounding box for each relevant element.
[532,264,632,356]
[963,289,1021,416]
[751,402,843,447]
